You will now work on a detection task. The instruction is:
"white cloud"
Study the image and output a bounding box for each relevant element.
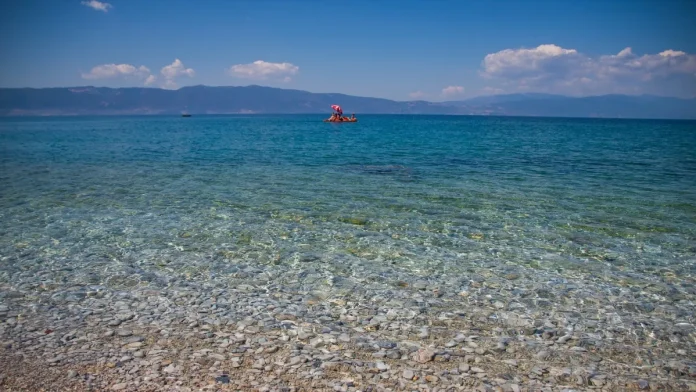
[161,59,195,79]
[162,79,178,90]
[660,50,686,57]
[81,63,151,80]
[159,59,195,89]
[441,86,464,97]
[481,44,696,96]
[82,59,195,88]
[228,60,299,81]
[144,75,157,86]
[616,47,633,58]
[409,91,427,99]
[81,0,112,12]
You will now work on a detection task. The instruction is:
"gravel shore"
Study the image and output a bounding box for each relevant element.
[2,266,695,392]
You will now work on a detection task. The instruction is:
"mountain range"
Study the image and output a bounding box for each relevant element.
[1,85,694,119]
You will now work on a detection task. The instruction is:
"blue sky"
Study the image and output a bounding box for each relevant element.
[1,0,695,100]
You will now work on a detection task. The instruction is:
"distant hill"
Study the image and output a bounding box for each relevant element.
[0,85,460,116]
[0,85,694,119]
[443,93,565,106]
[444,93,696,119]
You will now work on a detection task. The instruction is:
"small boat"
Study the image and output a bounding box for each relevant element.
[325,104,357,122]
[181,113,191,117]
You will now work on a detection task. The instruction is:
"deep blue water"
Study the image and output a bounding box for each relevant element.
[1,115,695,298]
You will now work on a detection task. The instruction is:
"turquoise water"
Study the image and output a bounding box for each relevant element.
[1,115,695,308]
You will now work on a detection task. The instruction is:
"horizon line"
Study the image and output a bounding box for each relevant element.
[2,113,695,122]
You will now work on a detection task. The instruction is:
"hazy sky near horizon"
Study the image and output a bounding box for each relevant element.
[1,0,695,100]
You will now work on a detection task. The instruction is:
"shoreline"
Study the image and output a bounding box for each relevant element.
[1,270,693,392]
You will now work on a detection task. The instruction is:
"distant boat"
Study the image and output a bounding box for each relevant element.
[181,113,191,117]
[324,104,357,122]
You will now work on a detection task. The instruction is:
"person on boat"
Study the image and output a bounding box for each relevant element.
[326,111,356,122]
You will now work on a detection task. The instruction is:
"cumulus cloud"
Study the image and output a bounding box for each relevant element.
[144,75,157,86]
[441,86,465,97]
[228,60,299,81]
[159,59,195,89]
[81,63,151,80]
[82,59,195,88]
[161,59,195,79]
[81,0,112,12]
[481,44,696,96]
[409,91,427,99]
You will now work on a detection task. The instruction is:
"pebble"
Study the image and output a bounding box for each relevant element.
[403,369,415,380]
[289,357,303,366]
[298,331,314,340]
[413,281,428,290]
[503,359,518,367]
[413,348,435,363]
[557,335,572,344]
[386,350,400,359]
[419,328,430,339]
[535,350,550,360]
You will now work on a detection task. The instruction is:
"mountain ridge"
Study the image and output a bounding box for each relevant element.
[1,85,694,119]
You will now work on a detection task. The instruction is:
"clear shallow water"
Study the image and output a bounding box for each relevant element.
[1,115,696,309]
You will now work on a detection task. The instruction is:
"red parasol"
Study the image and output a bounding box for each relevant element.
[331,104,343,115]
